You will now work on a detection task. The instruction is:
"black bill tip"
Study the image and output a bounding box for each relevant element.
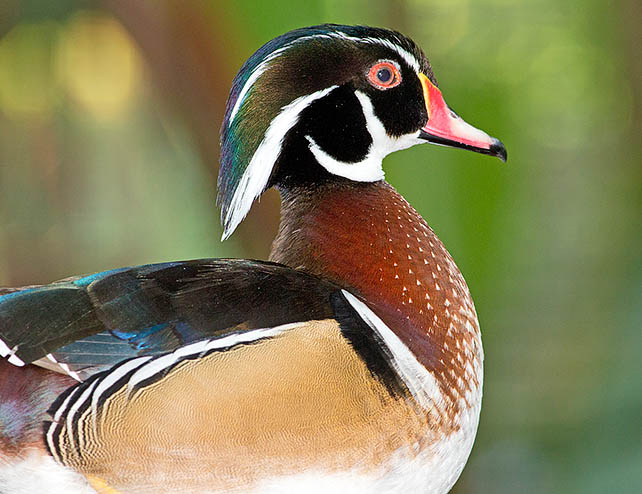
[490,138,507,163]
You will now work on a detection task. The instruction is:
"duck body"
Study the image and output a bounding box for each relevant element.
[0,24,504,494]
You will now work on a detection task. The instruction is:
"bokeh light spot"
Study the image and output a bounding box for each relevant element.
[0,21,62,119]
[55,11,142,121]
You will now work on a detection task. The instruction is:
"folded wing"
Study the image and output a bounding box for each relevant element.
[0,259,338,379]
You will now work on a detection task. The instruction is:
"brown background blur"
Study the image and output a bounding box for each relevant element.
[0,1,640,492]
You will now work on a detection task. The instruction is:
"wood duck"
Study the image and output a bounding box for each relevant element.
[0,24,506,494]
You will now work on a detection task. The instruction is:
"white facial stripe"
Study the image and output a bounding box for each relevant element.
[367,38,421,73]
[305,90,387,182]
[306,134,384,182]
[228,67,267,127]
[227,43,295,126]
[355,90,390,148]
[341,290,443,411]
[332,32,421,73]
[223,86,338,240]
[309,90,421,183]
[227,33,421,128]
[227,35,337,127]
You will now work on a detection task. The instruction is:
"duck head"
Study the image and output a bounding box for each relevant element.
[219,24,506,239]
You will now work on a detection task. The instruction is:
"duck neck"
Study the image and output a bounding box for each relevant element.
[269,180,482,406]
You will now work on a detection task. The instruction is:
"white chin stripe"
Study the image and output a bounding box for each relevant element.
[308,90,421,183]
[306,134,385,183]
[222,86,338,240]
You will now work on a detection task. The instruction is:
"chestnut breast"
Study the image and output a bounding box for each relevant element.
[270,181,482,417]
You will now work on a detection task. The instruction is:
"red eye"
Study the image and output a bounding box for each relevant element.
[368,61,401,90]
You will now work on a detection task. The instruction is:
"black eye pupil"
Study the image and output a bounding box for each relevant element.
[377,68,392,83]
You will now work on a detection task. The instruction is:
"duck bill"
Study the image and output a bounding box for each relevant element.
[418,73,507,162]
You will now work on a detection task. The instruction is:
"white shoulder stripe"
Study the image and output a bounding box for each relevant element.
[52,387,82,423]
[341,290,442,411]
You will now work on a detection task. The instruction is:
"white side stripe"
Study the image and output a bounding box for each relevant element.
[222,87,338,239]
[341,290,443,411]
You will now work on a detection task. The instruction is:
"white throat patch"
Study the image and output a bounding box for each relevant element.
[308,90,420,183]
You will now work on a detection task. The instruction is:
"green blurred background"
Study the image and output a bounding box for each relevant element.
[0,1,640,492]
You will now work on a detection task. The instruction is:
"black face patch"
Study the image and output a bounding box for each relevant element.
[364,72,427,137]
[351,46,428,137]
[271,85,373,189]
[300,85,372,163]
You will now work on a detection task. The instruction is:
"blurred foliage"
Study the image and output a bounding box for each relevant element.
[0,0,640,492]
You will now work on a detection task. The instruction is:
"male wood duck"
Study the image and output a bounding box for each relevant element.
[0,24,506,494]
